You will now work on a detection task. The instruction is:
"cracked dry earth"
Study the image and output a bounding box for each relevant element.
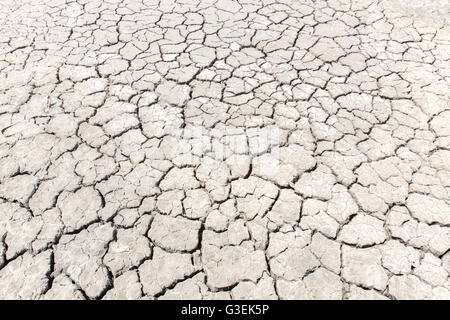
[0,0,449,301]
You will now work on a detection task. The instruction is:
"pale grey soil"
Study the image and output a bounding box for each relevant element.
[0,0,449,300]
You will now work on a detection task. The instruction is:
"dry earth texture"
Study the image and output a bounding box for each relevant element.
[0,0,449,300]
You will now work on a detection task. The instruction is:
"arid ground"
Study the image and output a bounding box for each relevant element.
[0,0,449,300]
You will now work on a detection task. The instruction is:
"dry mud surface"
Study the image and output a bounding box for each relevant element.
[0,0,449,300]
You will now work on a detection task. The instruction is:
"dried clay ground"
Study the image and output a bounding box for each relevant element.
[0,0,449,300]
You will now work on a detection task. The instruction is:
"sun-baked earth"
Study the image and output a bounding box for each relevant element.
[0,0,449,300]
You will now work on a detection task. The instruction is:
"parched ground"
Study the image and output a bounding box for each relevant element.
[0,0,449,300]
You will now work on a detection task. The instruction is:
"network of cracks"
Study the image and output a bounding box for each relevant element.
[0,0,449,300]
